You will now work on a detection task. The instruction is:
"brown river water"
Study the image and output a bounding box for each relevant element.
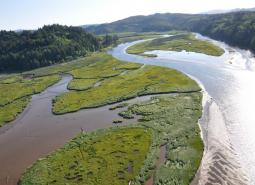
[0,74,164,185]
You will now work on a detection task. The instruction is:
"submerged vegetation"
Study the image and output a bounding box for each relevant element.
[0,74,60,126]
[53,53,200,114]
[127,33,224,56]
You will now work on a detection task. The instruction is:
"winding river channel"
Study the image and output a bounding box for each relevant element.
[0,34,255,185]
[111,34,255,184]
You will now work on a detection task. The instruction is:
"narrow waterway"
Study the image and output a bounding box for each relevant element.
[110,34,255,184]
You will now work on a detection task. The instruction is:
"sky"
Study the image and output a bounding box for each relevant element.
[0,0,255,30]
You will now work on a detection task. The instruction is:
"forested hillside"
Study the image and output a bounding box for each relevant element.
[0,25,117,72]
[87,11,255,53]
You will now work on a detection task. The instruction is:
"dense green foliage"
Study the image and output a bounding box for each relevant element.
[53,53,200,114]
[0,74,60,126]
[87,11,255,52]
[127,34,224,56]
[0,25,118,72]
[20,127,152,185]
[120,93,203,184]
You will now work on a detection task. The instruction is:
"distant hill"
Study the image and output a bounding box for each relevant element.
[86,12,255,53]
[81,24,100,29]
[201,7,255,14]
[0,24,101,72]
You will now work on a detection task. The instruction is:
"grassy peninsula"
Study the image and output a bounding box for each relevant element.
[52,53,200,114]
[127,33,224,57]
[0,75,60,126]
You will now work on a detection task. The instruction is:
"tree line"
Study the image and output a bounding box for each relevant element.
[0,24,118,72]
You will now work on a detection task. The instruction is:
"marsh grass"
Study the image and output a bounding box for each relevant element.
[0,75,60,126]
[127,33,225,56]
[20,127,152,185]
[120,93,203,185]
[0,97,30,127]
[68,79,99,91]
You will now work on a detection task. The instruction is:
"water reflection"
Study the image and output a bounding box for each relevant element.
[110,35,255,184]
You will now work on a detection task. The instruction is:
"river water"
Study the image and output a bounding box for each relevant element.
[110,34,255,184]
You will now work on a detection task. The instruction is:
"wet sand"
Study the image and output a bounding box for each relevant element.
[196,94,248,184]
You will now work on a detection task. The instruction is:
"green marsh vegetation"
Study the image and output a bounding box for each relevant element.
[127,33,225,57]
[0,74,60,126]
[68,79,99,91]
[53,53,200,114]
[119,93,203,184]
[20,127,152,185]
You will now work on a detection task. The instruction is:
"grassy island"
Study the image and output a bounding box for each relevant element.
[127,33,225,57]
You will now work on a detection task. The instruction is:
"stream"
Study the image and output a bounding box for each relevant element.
[110,34,255,184]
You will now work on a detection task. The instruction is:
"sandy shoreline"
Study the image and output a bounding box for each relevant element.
[195,95,248,184]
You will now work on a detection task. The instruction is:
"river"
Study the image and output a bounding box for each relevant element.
[1,34,254,185]
[110,34,255,184]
